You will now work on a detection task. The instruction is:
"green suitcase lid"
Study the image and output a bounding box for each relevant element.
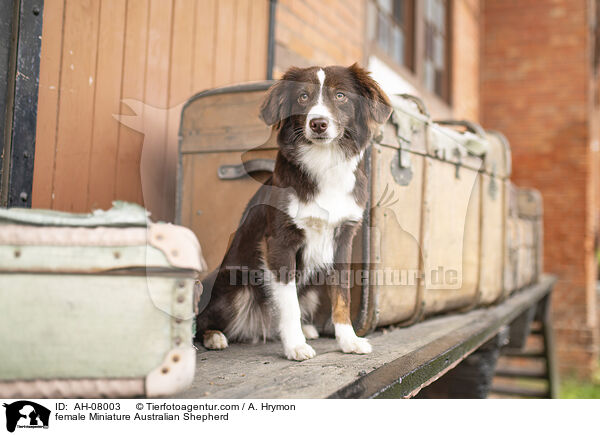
[0,202,207,274]
[0,201,149,227]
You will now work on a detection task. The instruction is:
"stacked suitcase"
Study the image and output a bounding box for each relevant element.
[175,82,544,333]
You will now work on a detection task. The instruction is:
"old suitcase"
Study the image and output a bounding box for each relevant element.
[503,182,521,295]
[176,82,276,277]
[478,130,512,305]
[422,119,487,315]
[516,187,544,287]
[0,202,205,398]
[350,97,489,333]
[351,94,430,330]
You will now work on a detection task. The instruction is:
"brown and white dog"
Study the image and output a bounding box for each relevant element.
[196,64,391,360]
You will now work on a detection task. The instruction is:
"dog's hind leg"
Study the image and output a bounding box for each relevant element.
[301,324,319,340]
[203,330,229,350]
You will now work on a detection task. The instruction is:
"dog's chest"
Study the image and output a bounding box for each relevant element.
[287,155,364,272]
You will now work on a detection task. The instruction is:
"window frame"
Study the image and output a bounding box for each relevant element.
[366,0,453,109]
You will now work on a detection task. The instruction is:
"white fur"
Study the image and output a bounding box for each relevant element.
[302,324,320,340]
[225,286,271,343]
[317,68,325,87]
[335,323,372,354]
[203,331,229,350]
[264,268,315,360]
[287,146,363,276]
[306,68,338,142]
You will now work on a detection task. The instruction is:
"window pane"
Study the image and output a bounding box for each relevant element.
[392,25,405,65]
[393,0,405,26]
[424,60,434,92]
[377,10,390,52]
[434,33,444,68]
[372,0,414,70]
[423,0,448,100]
[435,0,445,32]
[377,0,393,15]
[367,1,377,41]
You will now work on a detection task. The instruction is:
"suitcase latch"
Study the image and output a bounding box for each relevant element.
[453,148,462,179]
[390,148,413,186]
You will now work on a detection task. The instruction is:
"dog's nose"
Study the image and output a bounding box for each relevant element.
[309,118,328,134]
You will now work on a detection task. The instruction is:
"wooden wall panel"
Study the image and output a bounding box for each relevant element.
[213,0,236,87]
[31,0,64,209]
[87,0,127,211]
[248,0,269,78]
[52,0,101,212]
[165,0,196,223]
[32,0,270,221]
[114,0,149,207]
[192,0,217,89]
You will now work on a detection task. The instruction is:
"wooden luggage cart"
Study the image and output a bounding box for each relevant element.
[176,275,557,399]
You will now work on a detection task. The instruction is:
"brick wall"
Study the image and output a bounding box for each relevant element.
[452,0,481,121]
[481,0,599,377]
[273,0,365,76]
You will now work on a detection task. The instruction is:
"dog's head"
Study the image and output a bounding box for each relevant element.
[260,64,391,155]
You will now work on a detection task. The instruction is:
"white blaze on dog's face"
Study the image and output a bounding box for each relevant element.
[303,69,338,144]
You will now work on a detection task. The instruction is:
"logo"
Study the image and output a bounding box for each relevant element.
[3,401,50,433]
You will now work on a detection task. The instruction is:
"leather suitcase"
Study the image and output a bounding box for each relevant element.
[176,82,276,277]
[422,119,487,315]
[516,187,543,287]
[0,202,205,398]
[479,131,512,304]
[350,96,489,333]
[504,182,521,295]
[352,94,430,329]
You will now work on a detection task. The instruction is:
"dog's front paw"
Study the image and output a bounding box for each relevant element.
[335,324,372,354]
[284,342,316,361]
[339,335,372,354]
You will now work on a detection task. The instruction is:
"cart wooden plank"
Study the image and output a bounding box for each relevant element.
[177,275,556,399]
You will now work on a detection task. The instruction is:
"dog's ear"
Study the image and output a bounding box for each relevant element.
[259,80,288,126]
[260,80,286,126]
[349,63,392,125]
[260,67,305,127]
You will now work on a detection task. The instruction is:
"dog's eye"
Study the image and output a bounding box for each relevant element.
[336,92,346,100]
[298,93,308,103]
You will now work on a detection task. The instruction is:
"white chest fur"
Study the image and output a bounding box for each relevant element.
[287,146,364,274]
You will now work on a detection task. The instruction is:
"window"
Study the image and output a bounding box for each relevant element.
[423,0,449,100]
[368,0,451,103]
[368,0,415,71]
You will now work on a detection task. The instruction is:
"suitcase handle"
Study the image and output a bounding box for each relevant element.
[485,129,510,147]
[396,93,430,117]
[434,119,486,139]
[218,158,275,180]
